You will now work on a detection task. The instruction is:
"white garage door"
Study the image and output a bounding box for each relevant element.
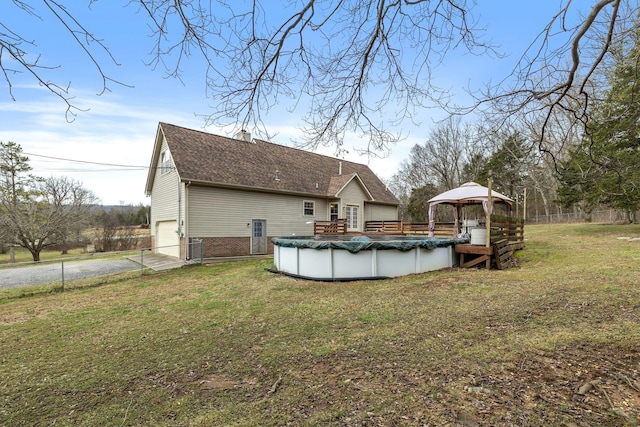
[156,221,180,258]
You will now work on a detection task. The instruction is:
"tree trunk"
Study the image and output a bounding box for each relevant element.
[626,209,636,224]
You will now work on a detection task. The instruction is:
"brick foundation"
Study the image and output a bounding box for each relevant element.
[188,237,275,258]
[151,236,275,259]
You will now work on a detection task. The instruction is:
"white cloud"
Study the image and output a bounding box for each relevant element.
[2,87,423,205]
[1,89,205,205]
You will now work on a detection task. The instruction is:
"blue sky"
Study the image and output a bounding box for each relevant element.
[1,1,593,205]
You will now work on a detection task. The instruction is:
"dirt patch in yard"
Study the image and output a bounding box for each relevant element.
[173,341,640,425]
[437,343,640,426]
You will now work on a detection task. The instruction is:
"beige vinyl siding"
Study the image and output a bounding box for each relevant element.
[336,180,369,231]
[364,203,398,222]
[338,179,368,205]
[187,186,327,237]
[150,136,182,237]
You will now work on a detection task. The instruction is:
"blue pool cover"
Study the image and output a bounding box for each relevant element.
[272,235,469,254]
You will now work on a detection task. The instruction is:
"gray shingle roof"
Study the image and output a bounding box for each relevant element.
[151,123,398,205]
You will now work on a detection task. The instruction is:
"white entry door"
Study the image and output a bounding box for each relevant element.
[156,221,180,258]
[345,205,359,231]
[251,219,267,254]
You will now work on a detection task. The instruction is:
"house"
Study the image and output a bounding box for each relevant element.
[144,122,399,259]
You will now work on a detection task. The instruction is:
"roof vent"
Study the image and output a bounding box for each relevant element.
[275,170,280,181]
[338,161,342,175]
[235,129,251,142]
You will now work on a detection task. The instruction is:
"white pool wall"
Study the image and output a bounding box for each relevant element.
[273,244,457,280]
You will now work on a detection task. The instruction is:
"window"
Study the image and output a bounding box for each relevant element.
[160,151,172,174]
[329,203,339,221]
[303,201,315,216]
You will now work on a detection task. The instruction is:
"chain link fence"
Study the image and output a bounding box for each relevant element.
[527,209,633,224]
[0,240,203,293]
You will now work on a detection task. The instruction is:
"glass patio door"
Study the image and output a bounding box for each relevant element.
[345,205,359,231]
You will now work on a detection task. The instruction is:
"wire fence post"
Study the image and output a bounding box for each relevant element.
[199,239,203,265]
[140,249,145,276]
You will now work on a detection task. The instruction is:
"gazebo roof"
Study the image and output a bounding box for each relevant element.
[428,182,513,206]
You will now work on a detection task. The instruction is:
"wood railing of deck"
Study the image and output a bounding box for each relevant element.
[402,222,430,234]
[321,216,524,247]
[488,216,525,269]
[489,215,525,251]
[454,215,525,270]
[430,223,456,237]
[362,221,454,236]
[314,219,347,234]
[364,221,453,237]
[364,220,403,233]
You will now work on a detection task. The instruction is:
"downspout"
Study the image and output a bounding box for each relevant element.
[177,178,183,258]
[185,181,191,259]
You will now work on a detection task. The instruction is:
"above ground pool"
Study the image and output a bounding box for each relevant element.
[271,235,468,281]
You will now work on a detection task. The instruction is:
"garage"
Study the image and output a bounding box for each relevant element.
[156,220,180,258]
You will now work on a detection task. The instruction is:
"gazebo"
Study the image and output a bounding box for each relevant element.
[427,182,513,237]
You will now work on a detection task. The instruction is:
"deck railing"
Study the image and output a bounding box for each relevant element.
[449,215,525,270]
[317,216,524,245]
[313,219,347,234]
[489,215,525,250]
[362,220,453,236]
[316,217,525,270]
[363,220,404,233]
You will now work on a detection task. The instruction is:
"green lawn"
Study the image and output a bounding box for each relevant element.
[1,223,640,426]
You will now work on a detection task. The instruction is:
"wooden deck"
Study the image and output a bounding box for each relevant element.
[455,215,525,270]
[363,220,456,237]
[314,215,525,270]
[313,219,347,235]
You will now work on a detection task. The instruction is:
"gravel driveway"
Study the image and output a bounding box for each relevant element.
[0,258,140,289]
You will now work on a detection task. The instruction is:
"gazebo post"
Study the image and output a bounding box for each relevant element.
[454,205,461,237]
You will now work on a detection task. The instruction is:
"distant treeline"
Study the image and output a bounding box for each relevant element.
[91,204,150,227]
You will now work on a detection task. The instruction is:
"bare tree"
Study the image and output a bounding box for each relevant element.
[1,1,129,121]
[92,208,143,252]
[0,142,97,261]
[387,117,489,220]
[424,117,484,189]
[2,1,636,155]
[522,107,584,217]
[135,0,500,154]
[474,0,636,161]
[393,117,485,192]
[4,176,97,261]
